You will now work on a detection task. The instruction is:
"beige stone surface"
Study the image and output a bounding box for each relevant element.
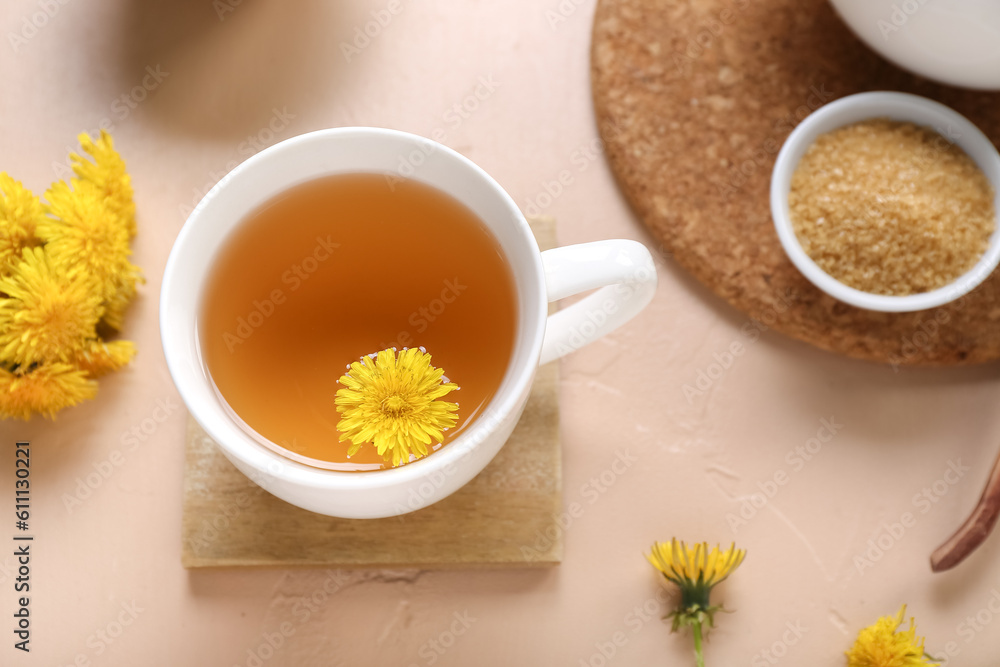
[0,0,999,665]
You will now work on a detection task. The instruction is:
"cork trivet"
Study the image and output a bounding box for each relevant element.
[181,216,561,568]
[592,0,1000,365]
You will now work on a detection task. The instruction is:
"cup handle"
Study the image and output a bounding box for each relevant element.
[539,239,658,365]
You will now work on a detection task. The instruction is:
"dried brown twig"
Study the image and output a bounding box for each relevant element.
[931,446,1000,572]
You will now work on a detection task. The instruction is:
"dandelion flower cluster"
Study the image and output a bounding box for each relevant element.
[0,131,140,419]
[335,346,459,467]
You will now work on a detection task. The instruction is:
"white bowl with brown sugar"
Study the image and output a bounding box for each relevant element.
[771,91,1000,312]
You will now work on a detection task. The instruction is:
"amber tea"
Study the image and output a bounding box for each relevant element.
[199,173,518,471]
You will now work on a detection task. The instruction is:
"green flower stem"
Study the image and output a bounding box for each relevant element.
[692,621,705,667]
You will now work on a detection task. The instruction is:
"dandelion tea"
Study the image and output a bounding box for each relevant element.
[199,173,518,471]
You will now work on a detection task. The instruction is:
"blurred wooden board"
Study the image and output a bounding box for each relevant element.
[592,0,1000,365]
[181,216,561,568]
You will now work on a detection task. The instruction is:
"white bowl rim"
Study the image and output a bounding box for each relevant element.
[827,0,1000,92]
[770,90,1000,313]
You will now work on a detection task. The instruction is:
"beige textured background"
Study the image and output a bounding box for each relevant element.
[1,0,999,665]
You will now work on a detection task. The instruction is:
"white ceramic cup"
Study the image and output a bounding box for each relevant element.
[771,91,1000,312]
[161,127,657,519]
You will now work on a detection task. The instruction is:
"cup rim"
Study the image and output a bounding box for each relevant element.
[160,127,547,489]
[770,91,1000,313]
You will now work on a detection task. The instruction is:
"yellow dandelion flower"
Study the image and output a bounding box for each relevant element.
[72,339,136,378]
[0,362,97,420]
[648,539,746,603]
[0,173,44,275]
[335,347,459,467]
[0,247,102,367]
[71,130,136,237]
[39,180,140,302]
[846,605,940,667]
[0,130,140,419]
[99,268,142,332]
[648,539,746,667]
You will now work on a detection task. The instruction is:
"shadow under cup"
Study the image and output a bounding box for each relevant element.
[162,128,549,518]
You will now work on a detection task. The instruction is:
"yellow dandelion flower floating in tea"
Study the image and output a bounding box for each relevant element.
[335,347,459,467]
[0,363,97,420]
[846,605,940,667]
[0,247,102,367]
[647,539,746,667]
[0,173,45,275]
[70,130,136,237]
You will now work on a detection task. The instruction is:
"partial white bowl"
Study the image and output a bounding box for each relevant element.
[770,91,1000,312]
[829,0,1000,90]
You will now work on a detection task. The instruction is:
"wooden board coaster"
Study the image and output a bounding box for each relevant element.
[181,217,561,568]
[592,0,1000,365]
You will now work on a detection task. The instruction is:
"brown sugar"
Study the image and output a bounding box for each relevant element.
[788,119,996,296]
